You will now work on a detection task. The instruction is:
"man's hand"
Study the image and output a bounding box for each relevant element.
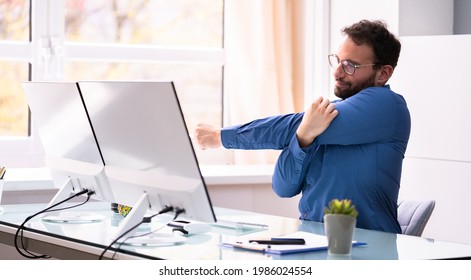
[296,97,338,148]
[194,123,222,150]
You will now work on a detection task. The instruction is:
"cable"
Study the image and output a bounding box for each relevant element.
[99,205,176,260]
[173,207,185,220]
[15,188,92,259]
[14,189,93,259]
[39,189,94,214]
[112,206,186,260]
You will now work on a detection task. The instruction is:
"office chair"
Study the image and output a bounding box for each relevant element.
[397,200,435,237]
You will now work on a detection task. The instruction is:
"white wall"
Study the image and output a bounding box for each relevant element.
[208,183,300,219]
[330,0,400,46]
[390,35,471,244]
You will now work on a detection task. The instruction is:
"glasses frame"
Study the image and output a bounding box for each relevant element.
[328,54,376,76]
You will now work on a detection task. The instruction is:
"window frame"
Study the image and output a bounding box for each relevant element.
[1,0,329,169]
[0,1,43,168]
[0,0,225,168]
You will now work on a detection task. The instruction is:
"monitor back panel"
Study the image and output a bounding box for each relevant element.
[78,81,198,177]
[22,81,103,165]
[78,81,215,222]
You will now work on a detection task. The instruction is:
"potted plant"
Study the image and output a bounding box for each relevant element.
[323,199,358,255]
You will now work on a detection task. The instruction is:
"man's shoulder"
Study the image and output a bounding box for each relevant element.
[360,85,394,94]
[358,85,405,101]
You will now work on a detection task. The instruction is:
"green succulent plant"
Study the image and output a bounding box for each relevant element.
[323,198,359,218]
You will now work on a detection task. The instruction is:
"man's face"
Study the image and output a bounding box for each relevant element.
[332,37,379,100]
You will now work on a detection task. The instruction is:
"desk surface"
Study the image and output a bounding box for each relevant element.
[0,202,470,260]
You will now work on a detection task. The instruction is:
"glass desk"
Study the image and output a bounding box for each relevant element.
[0,202,470,260]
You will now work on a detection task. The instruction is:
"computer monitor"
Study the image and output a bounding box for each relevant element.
[78,81,216,239]
[21,81,114,222]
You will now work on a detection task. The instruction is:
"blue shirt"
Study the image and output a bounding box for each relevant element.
[221,85,410,233]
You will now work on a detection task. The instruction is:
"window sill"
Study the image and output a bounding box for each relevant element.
[200,164,274,185]
[2,167,54,191]
[2,165,275,192]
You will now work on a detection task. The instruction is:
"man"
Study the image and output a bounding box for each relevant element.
[195,20,410,233]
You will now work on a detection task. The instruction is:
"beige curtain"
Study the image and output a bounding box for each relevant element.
[224,0,305,164]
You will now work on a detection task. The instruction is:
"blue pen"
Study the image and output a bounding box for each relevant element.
[249,238,305,245]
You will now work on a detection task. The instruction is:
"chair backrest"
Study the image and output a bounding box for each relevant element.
[397,200,435,237]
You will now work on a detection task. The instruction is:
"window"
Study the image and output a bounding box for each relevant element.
[0,0,224,167]
[0,0,30,138]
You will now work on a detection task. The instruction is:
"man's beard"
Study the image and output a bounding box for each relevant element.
[334,73,377,100]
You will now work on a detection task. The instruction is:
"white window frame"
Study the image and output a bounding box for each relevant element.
[308,0,331,102]
[0,0,225,168]
[0,2,45,168]
[2,0,328,171]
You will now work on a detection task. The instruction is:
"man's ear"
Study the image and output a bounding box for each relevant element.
[375,65,394,86]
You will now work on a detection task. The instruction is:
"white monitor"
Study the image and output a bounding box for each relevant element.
[21,81,114,222]
[78,81,216,238]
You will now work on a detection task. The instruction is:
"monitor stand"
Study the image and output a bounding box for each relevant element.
[41,178,106,223]
[117,233,187,246]
[111,192,186,246]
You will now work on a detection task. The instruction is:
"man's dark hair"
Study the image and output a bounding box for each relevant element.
[342,20,401,69]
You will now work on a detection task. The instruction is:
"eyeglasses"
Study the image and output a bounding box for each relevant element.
[328,54,376,76]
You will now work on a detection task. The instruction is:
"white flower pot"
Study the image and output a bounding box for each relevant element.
[324,214,356,255]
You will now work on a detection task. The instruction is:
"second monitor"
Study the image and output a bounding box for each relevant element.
[78,81,216,233]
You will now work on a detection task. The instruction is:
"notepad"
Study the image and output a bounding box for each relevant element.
[221,231,366,255]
